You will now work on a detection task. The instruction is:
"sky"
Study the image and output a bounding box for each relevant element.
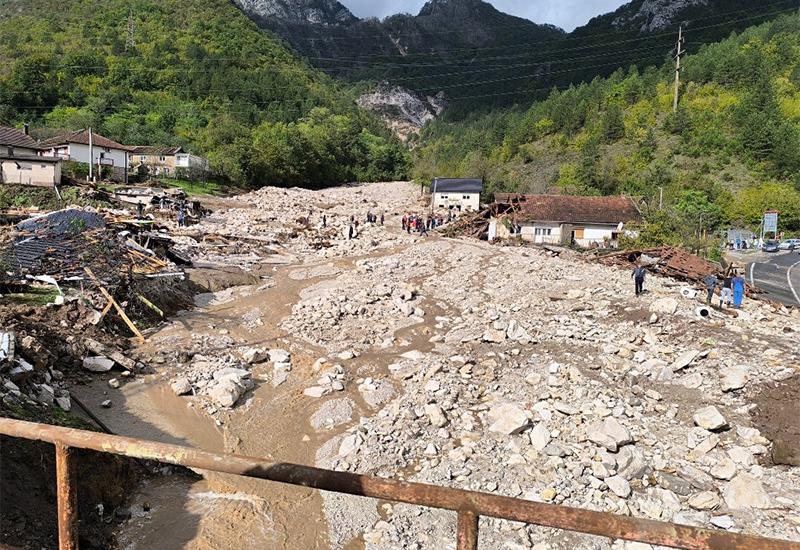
[342,1,630,32]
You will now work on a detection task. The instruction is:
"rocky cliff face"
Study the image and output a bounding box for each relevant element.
[357,84,446,141]
[611,0,709,32]
[233,0,357,25]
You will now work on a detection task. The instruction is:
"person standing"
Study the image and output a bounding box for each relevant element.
[348,224,354,240]
[732,271,746,309]
[380,212,384,226]
[720,273,733,308]
[322,214,327,228]
[703,273,718,305]
[632,264,647,296]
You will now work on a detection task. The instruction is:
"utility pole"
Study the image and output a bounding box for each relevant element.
[88,127,93,182]
[125,9,136,52]
[673,25,685,113]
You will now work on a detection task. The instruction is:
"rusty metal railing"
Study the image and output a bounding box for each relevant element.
[0,417,797,550]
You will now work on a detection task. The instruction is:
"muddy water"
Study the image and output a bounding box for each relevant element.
[99,234,442,549]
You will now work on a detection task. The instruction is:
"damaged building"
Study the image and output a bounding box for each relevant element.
[490,193,643,248]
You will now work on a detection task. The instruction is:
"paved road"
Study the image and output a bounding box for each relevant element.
[747,251,800,306]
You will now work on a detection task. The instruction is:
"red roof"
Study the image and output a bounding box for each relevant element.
[495,194,642,225]
[40,130,131,151]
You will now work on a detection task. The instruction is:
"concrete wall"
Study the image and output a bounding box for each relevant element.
[518,222,623,247]
[433,192,480,212]
[520,222,562,245]
[1,159,60,187]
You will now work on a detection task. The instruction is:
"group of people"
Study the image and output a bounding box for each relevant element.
[633,263,747,309]
[346,211,384,240]
[402,212,452,235]
[704,271,746,309]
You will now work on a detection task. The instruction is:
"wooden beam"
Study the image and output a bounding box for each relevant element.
[83,267,145,343]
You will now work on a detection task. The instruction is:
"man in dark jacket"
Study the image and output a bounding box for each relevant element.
[632,264,647,296]
[703,273,719,305]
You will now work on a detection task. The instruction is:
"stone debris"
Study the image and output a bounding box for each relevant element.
[719,365,749,392]
[82,356,115,373]
[692,406,728,431]
[487,403,529,435]
[723,474,772,510]
[107,183,800,548]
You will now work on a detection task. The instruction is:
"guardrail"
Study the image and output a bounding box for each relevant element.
[0,417,797,550]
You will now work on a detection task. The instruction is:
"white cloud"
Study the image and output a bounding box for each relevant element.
[342,0,629,31]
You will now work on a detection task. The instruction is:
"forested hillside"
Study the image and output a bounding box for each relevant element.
[413,14,800,242]
[0,0,409,187]
[242,0,799,115]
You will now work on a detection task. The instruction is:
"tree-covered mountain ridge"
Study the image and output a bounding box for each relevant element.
[0,0,410,187]
[413,14,800,242]
[239,0,799,113]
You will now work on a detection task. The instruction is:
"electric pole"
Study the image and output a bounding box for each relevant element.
[673,25,685,113]
[125,9,136,52]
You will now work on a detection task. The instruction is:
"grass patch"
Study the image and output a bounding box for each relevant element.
[3,286,60,306]
[158,177,222,196]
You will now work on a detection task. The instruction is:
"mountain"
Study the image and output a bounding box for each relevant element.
[412,14,800,240]
[233,0,357,25]
[0,0,409,188]
[236,0,798,114]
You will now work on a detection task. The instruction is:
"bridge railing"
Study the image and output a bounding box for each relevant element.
[0,418,797,550]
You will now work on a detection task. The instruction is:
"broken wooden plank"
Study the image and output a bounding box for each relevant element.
[83,267,145,344]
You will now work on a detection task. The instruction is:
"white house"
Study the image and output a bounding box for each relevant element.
[40,129,130,182]
[0,154,62,187]
[175,152,209,173]
[0,125,62,187]
[431,178,483,212]
[491,194,642,248]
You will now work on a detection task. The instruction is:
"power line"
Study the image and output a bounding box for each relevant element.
[268,0,795,45]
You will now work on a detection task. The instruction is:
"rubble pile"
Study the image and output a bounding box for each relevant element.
[296,238,799,548]
[592,246,722,285]
[169,182,424,269]
[0,302,143,420]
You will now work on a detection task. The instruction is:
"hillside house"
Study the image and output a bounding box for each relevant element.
[129,146,183,176]
[491,194,642,248]
[0,125,62,187]
[129,146,209,179]
[40,129,130,182]
[431,178,483,212]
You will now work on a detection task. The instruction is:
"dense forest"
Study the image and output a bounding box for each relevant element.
[0,0,410,187]
[413,14,800,242]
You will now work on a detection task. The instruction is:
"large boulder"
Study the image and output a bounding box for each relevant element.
[649,297,678,315]
[587,417,633,452]
[692,406,727,431]
[487,403,529,435]
[723,474,771,509]
[83,356,114,373]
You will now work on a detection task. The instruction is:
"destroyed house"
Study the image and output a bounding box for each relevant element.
[431,178,483,212]
[40,129,130,182]
[0,125,61,187]
[492,194,642,248]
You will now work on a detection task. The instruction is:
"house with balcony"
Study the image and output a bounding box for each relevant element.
[40,129,130,182]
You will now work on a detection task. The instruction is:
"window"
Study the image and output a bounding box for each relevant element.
[140,155,146,161]
[535,228,552,236]
[159,155,166,162]
[441,194,448,199]
[463,195,470,200]
[18,163,31,170]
